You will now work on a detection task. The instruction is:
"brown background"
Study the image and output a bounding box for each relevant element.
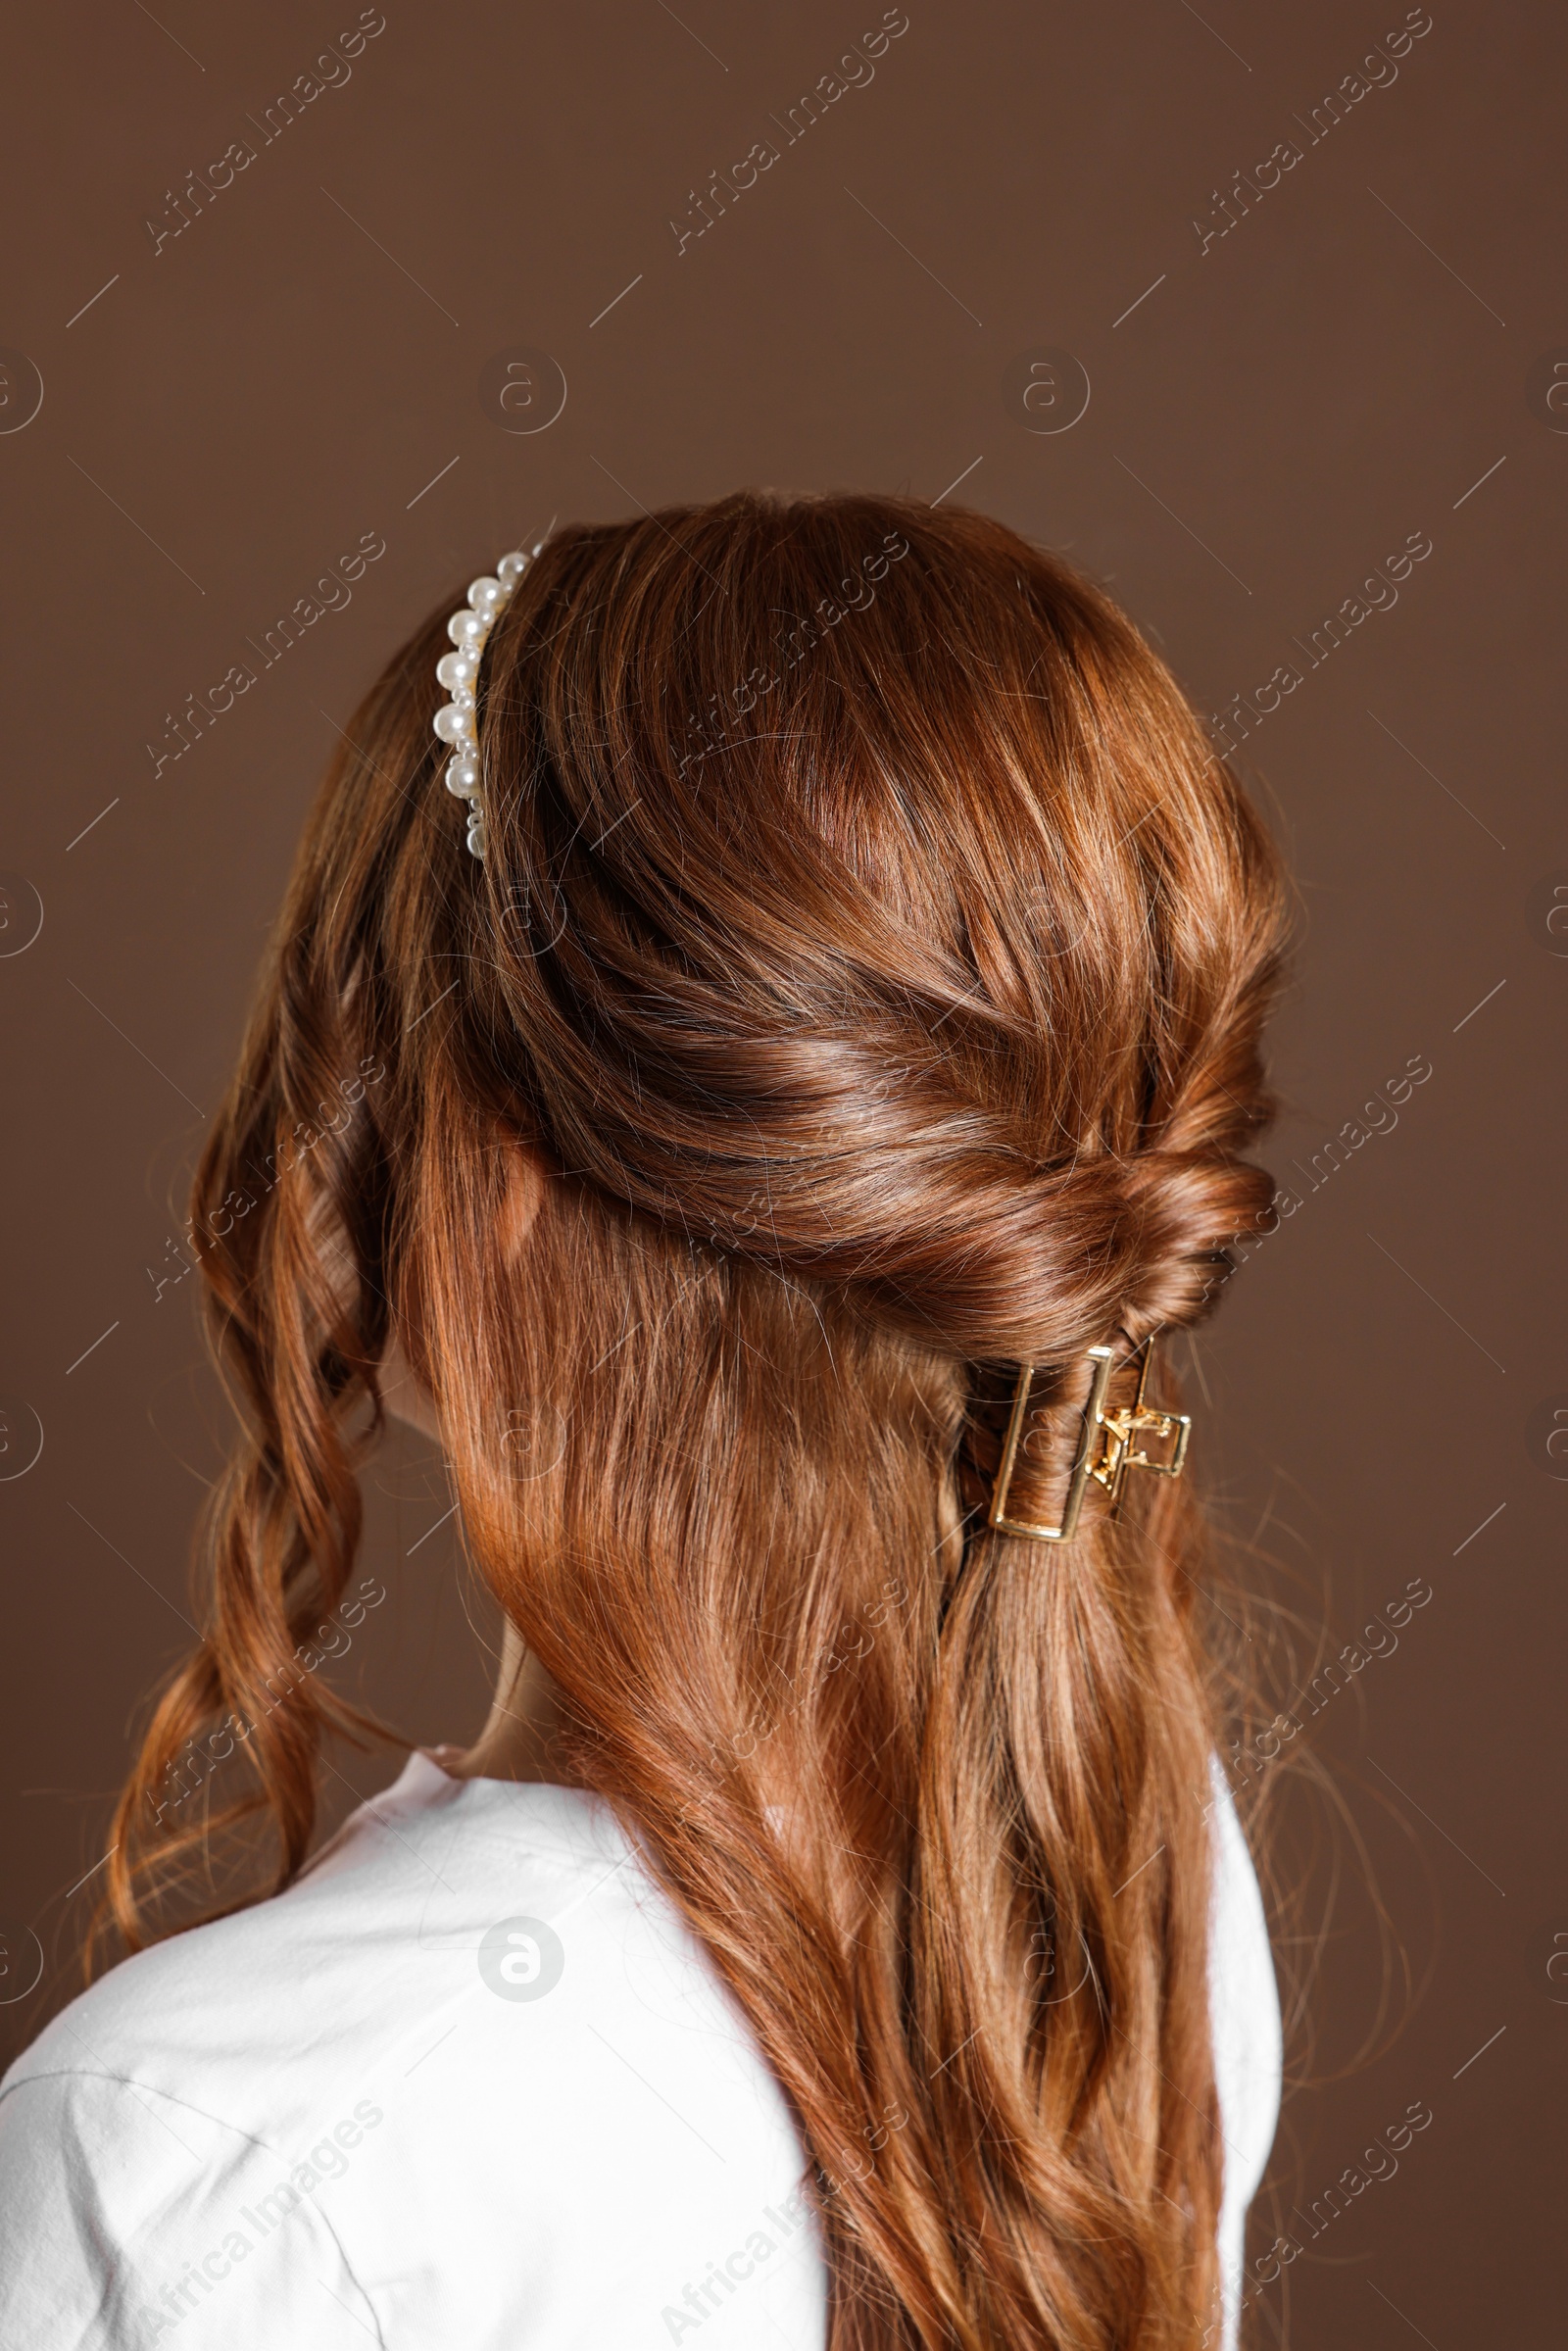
[1,0,1562,2339]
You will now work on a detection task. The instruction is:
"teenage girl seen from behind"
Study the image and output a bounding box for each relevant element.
[0,493,1285,2349]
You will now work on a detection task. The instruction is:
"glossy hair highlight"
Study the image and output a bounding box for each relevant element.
[107,492,1288,2349]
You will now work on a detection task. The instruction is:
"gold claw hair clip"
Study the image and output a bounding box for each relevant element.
[988,1338,1192,1543]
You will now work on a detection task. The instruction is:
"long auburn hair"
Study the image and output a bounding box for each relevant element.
[106,492,1287,2349]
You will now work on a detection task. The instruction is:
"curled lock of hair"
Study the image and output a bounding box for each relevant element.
[104,492,1288,2349]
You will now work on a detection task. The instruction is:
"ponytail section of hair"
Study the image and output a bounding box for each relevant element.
[107,491,1288,2351]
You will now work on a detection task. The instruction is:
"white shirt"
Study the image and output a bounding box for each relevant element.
[0,1751,1279,2348]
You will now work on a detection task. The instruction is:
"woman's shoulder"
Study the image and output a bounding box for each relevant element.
[1,1755,637,2103]
[0,1753,824,2348]
[1206,1756,1284,2341]
[1206,1755,1284,2124]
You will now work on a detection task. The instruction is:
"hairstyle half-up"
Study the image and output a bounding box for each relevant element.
[105,492,1288,2349]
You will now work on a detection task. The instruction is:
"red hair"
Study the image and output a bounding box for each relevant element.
[107,492,1287,2348]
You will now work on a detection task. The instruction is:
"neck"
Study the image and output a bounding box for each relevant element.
[444,1619,581,1786]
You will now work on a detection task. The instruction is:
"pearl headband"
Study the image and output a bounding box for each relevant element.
[431,536,546,859]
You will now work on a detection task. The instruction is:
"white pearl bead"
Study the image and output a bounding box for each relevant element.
[435,541,548,862]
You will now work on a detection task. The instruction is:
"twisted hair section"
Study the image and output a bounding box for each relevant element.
[106,492,1288,2349]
